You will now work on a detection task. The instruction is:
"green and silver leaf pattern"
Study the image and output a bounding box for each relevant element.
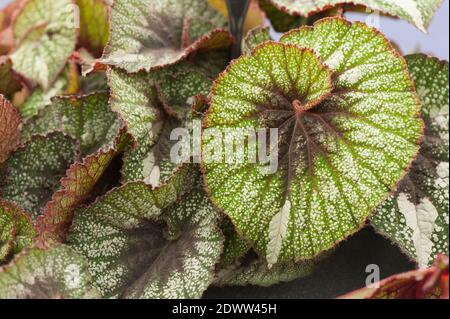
[0,132,79,219]
[242,26,271,56]
[0,200,35,263]
[100,0,229,73]
[11,0,77,89]
[202,18,422,265]
[22,93,121,156]
[214,257,314,287]
[371,54,449,268]
[0,245,100,299]
[68,177,223,298]
[264,0,442,32]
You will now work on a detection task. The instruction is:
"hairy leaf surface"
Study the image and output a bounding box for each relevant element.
[371,55,449,268]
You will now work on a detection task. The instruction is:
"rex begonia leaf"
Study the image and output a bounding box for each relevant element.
[242,26,271,56]
[107,67,164,143]
[219,218,250,268]
[0,94,21,163]
[340,254,449,299]
[10,0,77,90]
[36,129,130,245]
[0,56,22,100]
[214,256,314,287]
[0,200,35,263]
[77,0,110,57]
[100,0,230,73]
[371,54,449,269]
[202,18,422,266]
[0,245,100,299]
[263,0,442,32]
[0,132,79,219]
[68,176,223,299]
[22,93,121,156]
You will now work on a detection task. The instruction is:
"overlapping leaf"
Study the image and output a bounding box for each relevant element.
[36,129,130,245]
[0,245,100,299]
[263,0,442,32]
[22,93,121,156]
[371,55,449,268]
[100,0,231,73]
[202,18,422,265]
[0,132,79,219]
[0,200,35,263]
[10,0,77,89]
[68,176,223,298]
[340,254,449,299]
[0,94,21,163]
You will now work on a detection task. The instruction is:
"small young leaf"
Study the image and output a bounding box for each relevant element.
[0,132,79,219]
[0,200,35,263]
[36,129,130,244]
[22,93,121,156]
[0,245,100,299]
[100,0,231,72]
[202,18,422,264]
[339,254,449,299]
[242,26,271,55]
[371,55,449,268]
[77,0,110,57]
[10,0,77,89]
[263,0,442,32]
[68,177,223,298]
[0,94,21,163]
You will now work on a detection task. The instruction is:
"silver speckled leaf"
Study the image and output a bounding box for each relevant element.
[371,54,449,269]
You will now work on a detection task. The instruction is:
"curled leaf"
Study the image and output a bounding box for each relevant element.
[100,0,231,73]
[202,18,422,265]
[371,54,449,268]
[68,176,223,298]
[36,129,130,245]
[339,254,449,299]
[10,0,77,89]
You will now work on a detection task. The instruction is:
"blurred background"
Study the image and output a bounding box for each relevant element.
[0,0,448,299]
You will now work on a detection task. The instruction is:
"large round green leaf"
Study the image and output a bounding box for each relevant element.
[371,54,449,269]
[202,18,422,266]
